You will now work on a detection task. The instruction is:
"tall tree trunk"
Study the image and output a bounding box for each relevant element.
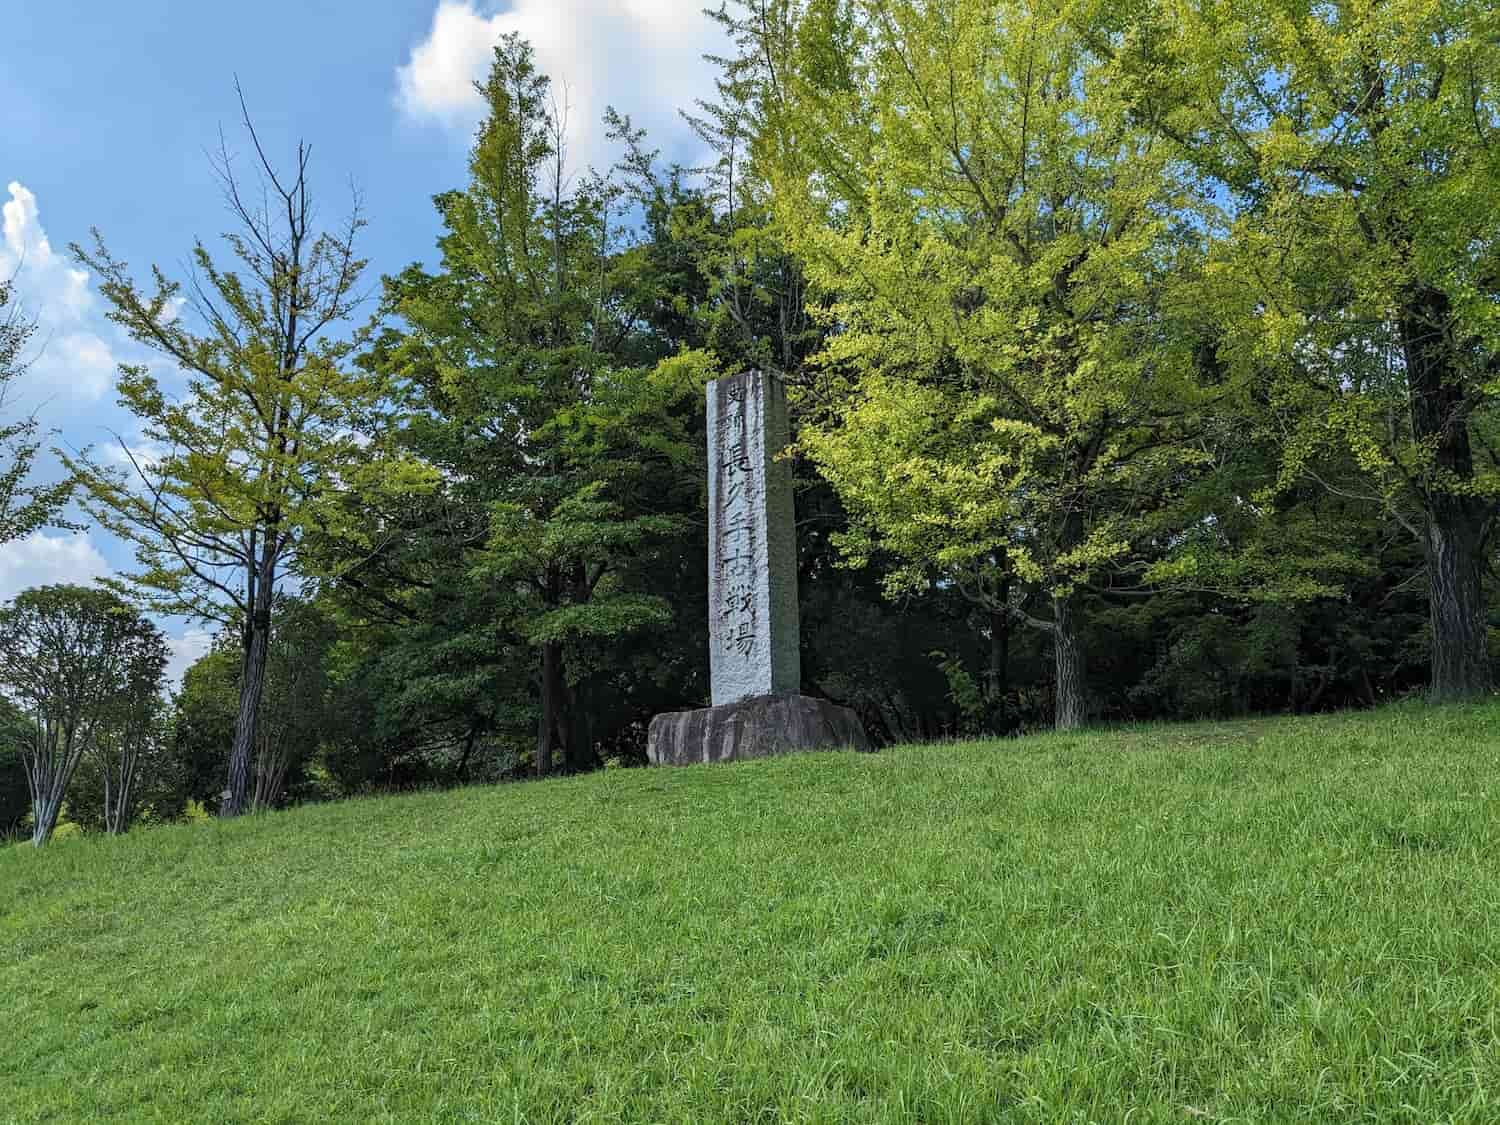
[252,741,289,812]
[222,592,273,817]
[985,605,1011,734]
[102,763,117,835]
[31,790,64,847]
[1424,504,1490,700]
[30,777,66,846]
[104,757,133,835]
[536,640,567,778]
[566,677,595,774]
[1053,594,1087,732]
[455,725,478,782]
[26,725,79,846]
[114,767,131,835]
[1401,284,1493,701]
[110,738,141,835]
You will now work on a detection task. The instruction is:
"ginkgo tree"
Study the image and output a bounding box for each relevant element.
[735,0,1232,728]
[65,100,431,816]
[1113,0,1500,700]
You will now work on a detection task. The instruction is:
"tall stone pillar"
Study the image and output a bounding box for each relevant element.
[647,371,870,765]
[708,371,800,704]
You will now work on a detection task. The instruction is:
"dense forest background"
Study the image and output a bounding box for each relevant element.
[4,0,1499,841]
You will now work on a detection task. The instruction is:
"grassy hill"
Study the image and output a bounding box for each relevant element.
[5,704,1500,1122]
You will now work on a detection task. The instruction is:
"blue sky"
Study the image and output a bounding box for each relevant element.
[1,0,728,680]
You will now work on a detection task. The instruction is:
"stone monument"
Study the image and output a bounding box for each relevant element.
[647,370,871,765]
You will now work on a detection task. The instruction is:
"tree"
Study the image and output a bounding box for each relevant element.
[620,40,990,741]
[252,596,336,810]
[0,585,164,845]
[359,36,707,777]
[165,641,241,812]
[0,699,33,839]
[65,95,430,816]
[313,536,542,788]
[90,625,169,834]
[0,276,73,543]
[1114,0,1500,699]
[69,713,187,834]
[731,0,1229,728]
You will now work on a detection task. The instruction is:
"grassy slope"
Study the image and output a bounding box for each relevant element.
[5,705,1500,1123]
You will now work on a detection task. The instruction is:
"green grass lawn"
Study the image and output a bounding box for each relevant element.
[6,704,1500,1123]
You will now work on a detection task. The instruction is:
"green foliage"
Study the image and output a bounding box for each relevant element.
[61,114,434,815]
[14,17,1495,793]
[163,601,343,813]
[0,699,32,839]
[62,213,428,632]
[253,596,338,810]
[0,584,166,844]
[338,36,713,776]
[0,277,74,543]
[167,643,240,812]
[67,710,178,835]
[1115,0,1500,697]
[7,704,1500,1118]
[851,7,1202,588]
[732,0,1239,728]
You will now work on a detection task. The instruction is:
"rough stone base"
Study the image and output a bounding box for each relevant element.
[647,694,873,766]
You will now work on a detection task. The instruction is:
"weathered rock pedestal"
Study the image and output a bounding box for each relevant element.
[649,369,872,766]
[648,693,871,765]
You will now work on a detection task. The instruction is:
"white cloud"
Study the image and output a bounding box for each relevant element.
[1,182,121,404]
[396,0,729,172]
[101,433,170,474]
[2,183,91,317]
[397,2,503,127]
[0,531,111,603]
[165,626,216,689]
